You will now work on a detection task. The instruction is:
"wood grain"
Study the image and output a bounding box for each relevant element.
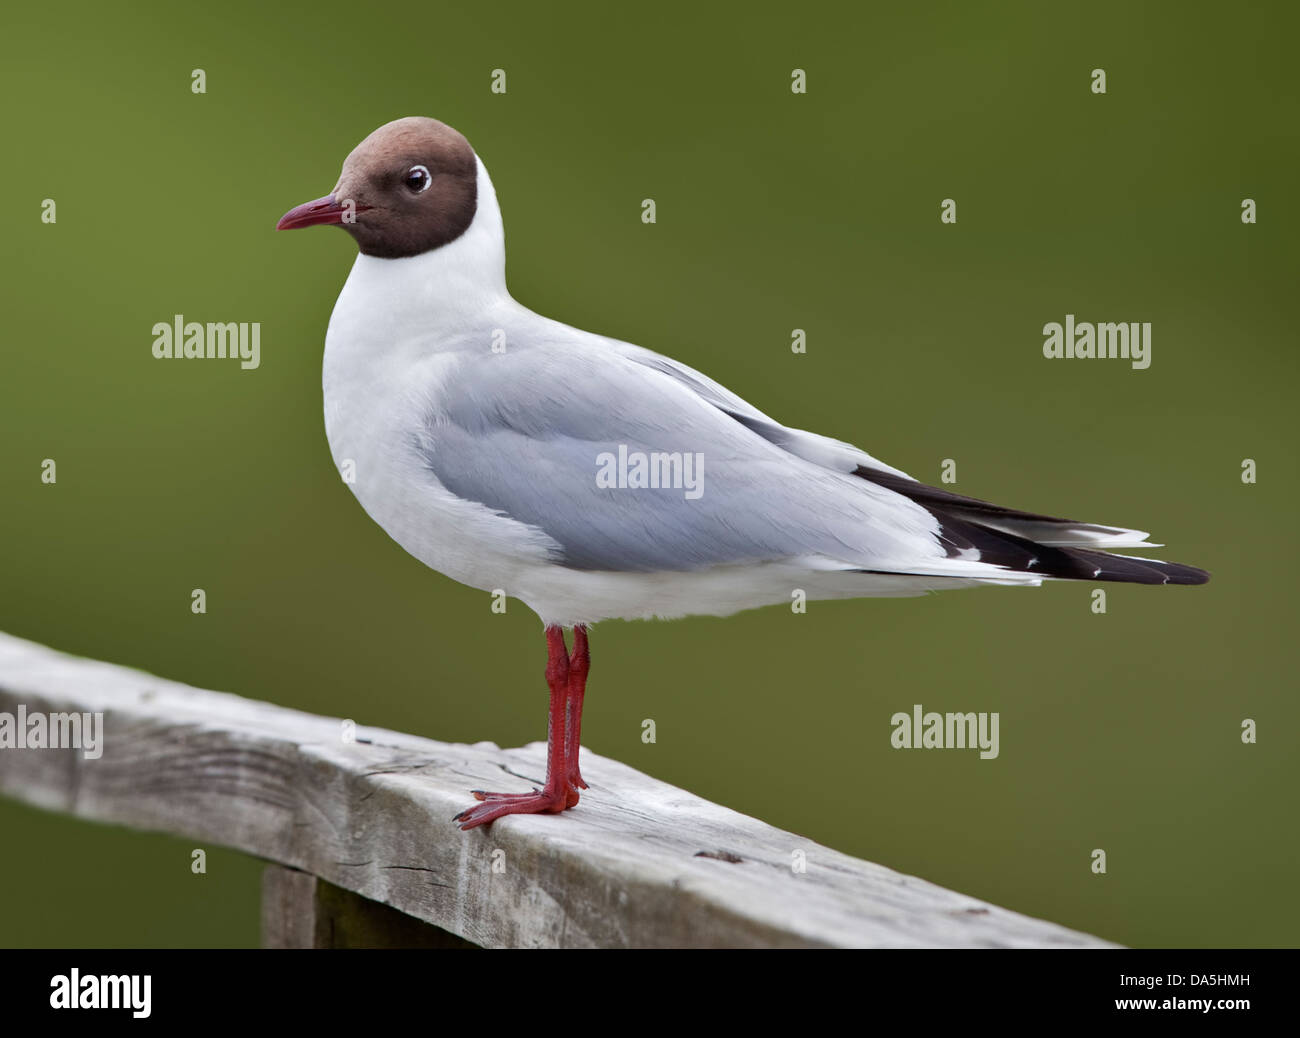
[0,632,1115,948]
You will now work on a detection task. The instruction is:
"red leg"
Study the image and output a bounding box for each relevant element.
[454,626,577,830]
[565,625,590,793]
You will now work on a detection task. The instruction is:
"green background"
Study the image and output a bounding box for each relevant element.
[1,0,1295,947]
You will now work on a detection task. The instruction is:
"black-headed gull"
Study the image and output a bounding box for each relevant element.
[277,117,1208,829]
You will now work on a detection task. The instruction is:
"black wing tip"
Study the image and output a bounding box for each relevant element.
[852,465,1079,525]
[934,512,1212,586]
[1135,560,1211,586]
[1007,544,1212,586]
[855,465,1211,587]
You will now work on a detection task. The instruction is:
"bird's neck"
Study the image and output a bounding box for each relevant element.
[330,156,512,350]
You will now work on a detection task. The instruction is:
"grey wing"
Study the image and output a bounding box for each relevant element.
[605,337,1159,551]
[418,343,943,574]
[602,337,917,479]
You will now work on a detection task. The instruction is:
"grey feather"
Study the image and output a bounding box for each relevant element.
[416,341,940,573]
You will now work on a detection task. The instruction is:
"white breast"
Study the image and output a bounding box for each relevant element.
[320,161,562,597]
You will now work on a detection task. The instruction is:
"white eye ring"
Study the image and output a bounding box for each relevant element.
[405,164,432,193]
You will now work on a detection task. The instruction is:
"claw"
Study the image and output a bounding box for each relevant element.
[454,788,573,829]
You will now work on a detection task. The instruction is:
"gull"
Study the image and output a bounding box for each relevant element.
[277,117,1209,829]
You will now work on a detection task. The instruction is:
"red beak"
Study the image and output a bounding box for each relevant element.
[276,194,367,230]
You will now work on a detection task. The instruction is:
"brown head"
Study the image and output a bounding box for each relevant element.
[277,117,478,259]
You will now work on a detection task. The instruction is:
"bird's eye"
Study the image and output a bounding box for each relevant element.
[404,165,432,193]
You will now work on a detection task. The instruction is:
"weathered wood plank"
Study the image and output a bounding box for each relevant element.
[0,632,1116,948]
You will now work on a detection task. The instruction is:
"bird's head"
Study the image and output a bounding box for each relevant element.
[276,116,478,259]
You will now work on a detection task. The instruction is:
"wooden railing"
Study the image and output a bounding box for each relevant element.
[0,632,1114,948]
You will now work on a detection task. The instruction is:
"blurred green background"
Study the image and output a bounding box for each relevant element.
[1,0,1295,948]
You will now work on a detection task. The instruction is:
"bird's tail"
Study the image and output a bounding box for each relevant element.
[854,467,1210,586]
[934,511,1209,585]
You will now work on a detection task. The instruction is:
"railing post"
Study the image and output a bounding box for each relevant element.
[260,864,479,948]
